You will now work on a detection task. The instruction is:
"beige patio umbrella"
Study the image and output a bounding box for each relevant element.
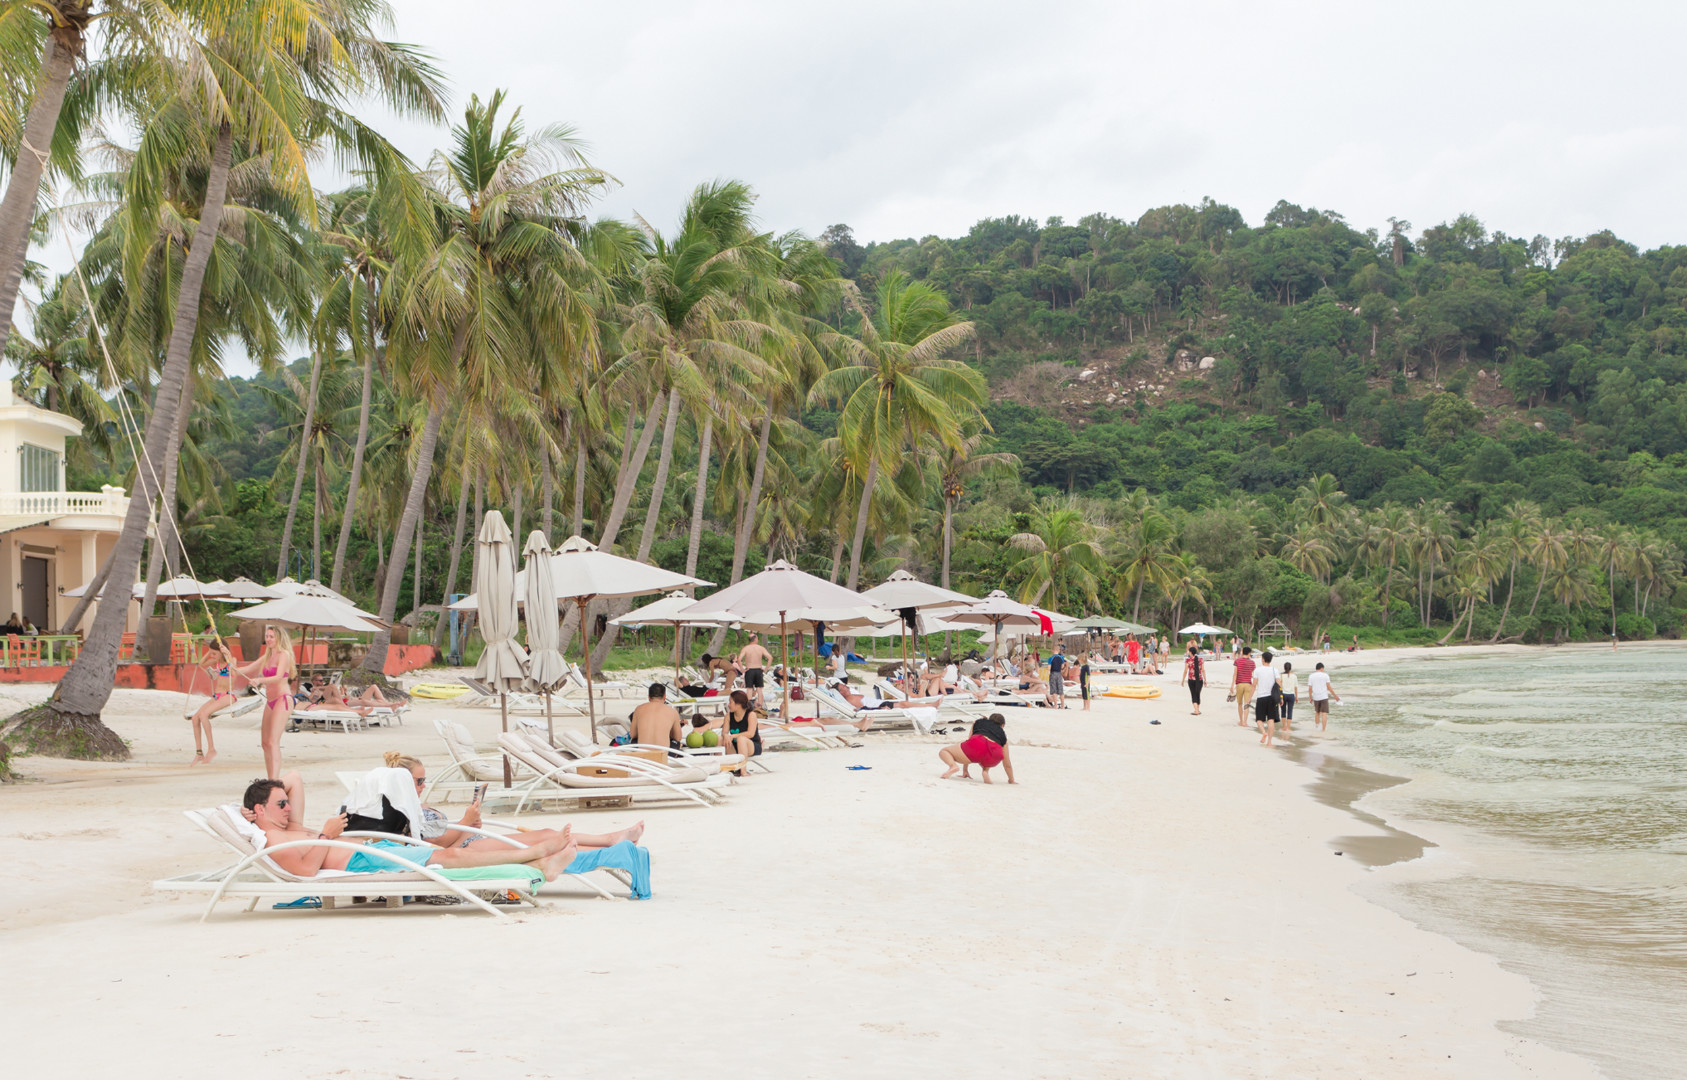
[216,577,282,602]
[860,569,977,688]
[473,512,529,784]
[608,590,732,683]
[544,536,708,739]
[268,577,355,605]
[945,589,1047,660]
[232,587,388,683]
[521,531,567,744]
[677,559,895,722]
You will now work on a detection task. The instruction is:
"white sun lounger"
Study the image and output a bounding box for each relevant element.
[547,724,768,775]
[808,686,940,735]
[153,808,546,919]
[872,680,990,719]
[495,731,726,811]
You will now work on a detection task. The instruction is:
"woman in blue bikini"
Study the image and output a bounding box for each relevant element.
[188,644,240,765]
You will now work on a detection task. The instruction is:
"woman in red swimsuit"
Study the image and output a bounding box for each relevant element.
[938,713,1017,784]
[235,625,296,779]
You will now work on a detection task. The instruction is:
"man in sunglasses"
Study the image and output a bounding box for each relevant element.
[242,773,581,879]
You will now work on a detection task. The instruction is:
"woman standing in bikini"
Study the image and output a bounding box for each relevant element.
[187,643,239,765]
[235,625,296,779]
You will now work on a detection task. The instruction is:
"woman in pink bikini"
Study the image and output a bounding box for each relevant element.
[235,625,296,778]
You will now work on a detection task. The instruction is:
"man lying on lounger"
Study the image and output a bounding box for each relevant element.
[243,772,580,880]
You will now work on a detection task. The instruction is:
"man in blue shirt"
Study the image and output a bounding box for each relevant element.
[1047,649,1067,708]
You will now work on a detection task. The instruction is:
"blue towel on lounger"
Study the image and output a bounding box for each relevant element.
[566,840,651,900]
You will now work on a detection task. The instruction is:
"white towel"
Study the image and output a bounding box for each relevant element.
[904,706,939,733]
[340,767,424,839]
[219,804,266,850]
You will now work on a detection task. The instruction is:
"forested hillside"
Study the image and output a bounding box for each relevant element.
[37,197,1687,649]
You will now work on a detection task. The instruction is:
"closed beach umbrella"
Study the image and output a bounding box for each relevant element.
[474,511,529,784]
[521,531,567,744]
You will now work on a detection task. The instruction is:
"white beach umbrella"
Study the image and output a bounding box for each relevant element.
[232,592,386,633]
[217,576,282,602]
[678,559,897,720]
[1179,622,1232,636]
[609,589,731,682]
[268,577,355,605]
[946,589,1048,658]
[521,531,567,743]
[545,535,709,738]
[861,569,979,678]
[64,579,144,599]
[154,575,226,599]
[473,512,529,784]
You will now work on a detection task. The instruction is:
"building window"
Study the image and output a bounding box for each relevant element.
[20,443,61,493]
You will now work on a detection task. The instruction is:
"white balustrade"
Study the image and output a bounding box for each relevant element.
[0,485,130,519]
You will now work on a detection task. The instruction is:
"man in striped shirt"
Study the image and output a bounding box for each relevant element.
[1232,646,1256,727]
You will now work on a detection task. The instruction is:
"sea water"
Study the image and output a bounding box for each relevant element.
[1322,643,1687,1080]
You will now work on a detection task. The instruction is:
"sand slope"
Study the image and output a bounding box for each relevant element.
[0,659,1600,1078]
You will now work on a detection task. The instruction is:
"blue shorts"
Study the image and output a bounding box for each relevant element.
[344,839,434,874]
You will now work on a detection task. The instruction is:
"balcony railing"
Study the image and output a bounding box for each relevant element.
[0,485,130,519]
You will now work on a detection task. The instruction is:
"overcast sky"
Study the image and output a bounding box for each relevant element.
[367,0,1685,249]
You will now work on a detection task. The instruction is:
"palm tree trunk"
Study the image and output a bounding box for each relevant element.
[58,546,116,635]
[1435,602,1466,645]
[828,536,845,584]
[708,408,774,654]
[30,120,233,743]
[330,303,378,592]
[434,448,471,652]
[277,348,324,579]
[541,437,554,543]
[684,415,712,577]
[510,471,523,547]
[0,32,77,357]
[942,496,955,589]
[596,393,664,549]
[313,448,326,580]
[139,377,194,637]
[592,392,683,669]
[1133,575,1145,622]
[572,421,586,539]
[845,457,879,590]
[362,390,447,674]
[413,507,423,616]
[1490,560,1517,642]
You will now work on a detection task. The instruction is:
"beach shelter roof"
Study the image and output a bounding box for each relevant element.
[232,590,386,633]
[1179,622,1233,636]
[153,575,227,599]
[473,512,529,689]
[859,570,976,612]
[269,577,354,605]
[676,559,895,633]
[447,535,708,610]
[608,590,731,628]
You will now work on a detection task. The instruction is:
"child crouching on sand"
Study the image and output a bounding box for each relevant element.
[939,713,1017,784]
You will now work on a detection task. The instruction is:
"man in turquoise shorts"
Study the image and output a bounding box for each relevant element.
[243,773,580,880]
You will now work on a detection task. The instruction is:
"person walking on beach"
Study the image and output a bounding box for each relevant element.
[1231,646,1256,727]
[1181,642,1205,715]
[1279,661,1297,734]
[1125,635,1140,672]
[1078,651,1091,711]
[1252,649,1280,747]
[1307,662,1339,732]
[938,712,1016,784]
[1047,648,1067,708]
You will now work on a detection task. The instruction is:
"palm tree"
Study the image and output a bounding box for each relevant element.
[1596,527,1633,640]
[1162,552,1212,631]
[811,270,984,589]
[1490,500,1540,641]
[1438,528,1506,644]
[364,89,608,672]
[1525,519,1568,618]
[1006,502,1103,608]
[1411,500,1457,627]
[1359,504,1411,627]
[7,273,115,443]
[1280,525,1336,583]
[1116,511,1179,621]
[1292,473,1346,528]
[32,1,446,743]
[934,420,1016,590]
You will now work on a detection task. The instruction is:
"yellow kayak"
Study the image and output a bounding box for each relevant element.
[410,682,469,699]
[1101,685,1162,699]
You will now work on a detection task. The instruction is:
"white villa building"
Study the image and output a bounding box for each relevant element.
[0,382,132,633]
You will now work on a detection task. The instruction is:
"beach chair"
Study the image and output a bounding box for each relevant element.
[153,807,546,919]
[494,731,725,811]
[558,663,635,701]
[873,680,990,719]
[548,724,767,775]
[808,685,941,734]
[429,717,538,796]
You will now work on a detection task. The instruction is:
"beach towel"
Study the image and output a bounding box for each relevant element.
[904,706,939,733]
[565,840,651,900]
[341,767,424,839]
[220,804,267,849]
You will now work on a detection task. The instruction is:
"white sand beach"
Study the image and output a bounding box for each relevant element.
[0,648,1602,1079]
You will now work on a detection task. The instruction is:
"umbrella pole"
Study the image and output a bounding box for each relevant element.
[780,612,789,723]
[580,598,597,741]
[545,690,554,746]
[500,691,511,787]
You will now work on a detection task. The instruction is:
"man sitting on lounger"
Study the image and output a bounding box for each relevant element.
[244,772,580,880]
[629,682,685,750]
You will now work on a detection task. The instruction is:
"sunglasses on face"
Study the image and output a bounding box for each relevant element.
[413,777,426,787]
[274,798,289,809]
